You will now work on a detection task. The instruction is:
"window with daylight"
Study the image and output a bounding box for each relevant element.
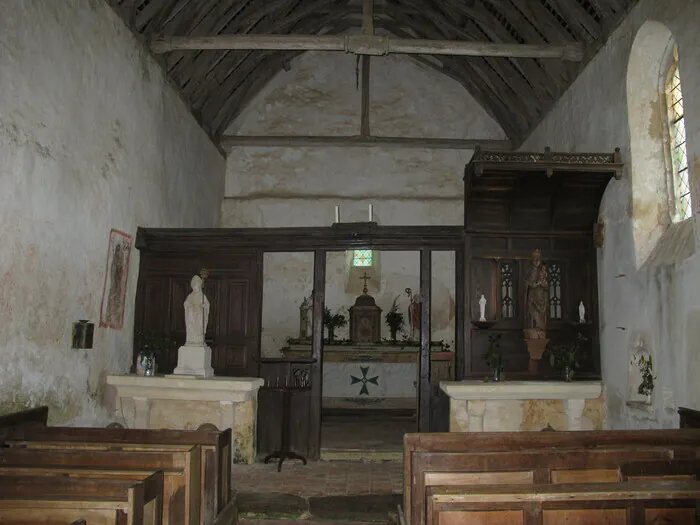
[352,249,372,267]
[499,262,515,319]
[666,48,691,221]
[548,262,563,319]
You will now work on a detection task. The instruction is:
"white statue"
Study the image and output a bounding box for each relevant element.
[184,275,210,345]
[578,301,586,323]
[478,294,487,322]
[172,274,214,378]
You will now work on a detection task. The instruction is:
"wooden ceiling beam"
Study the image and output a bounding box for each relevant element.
[152,33,584,60]
[546,0,602,43]
[220,134,513,150]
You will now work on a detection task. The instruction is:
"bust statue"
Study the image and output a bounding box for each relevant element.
[184,275,210,346]
[524,248,548,332]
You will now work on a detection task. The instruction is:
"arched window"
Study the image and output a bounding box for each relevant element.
[352,249,372,267]
[665,48,691,222]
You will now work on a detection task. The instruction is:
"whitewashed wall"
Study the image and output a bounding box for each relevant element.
[0,1,225,424]
[223,50,505,355]
[522,0,700,428]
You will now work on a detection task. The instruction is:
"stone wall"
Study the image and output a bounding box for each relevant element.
[0,1,225,424]
[223,50,505,354]
[522,0,700,428]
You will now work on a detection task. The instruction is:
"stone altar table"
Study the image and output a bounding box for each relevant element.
[440,380,604,432]
[105,374,264,463]
[284,344,454,410]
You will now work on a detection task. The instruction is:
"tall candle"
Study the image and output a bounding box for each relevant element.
[335,206,340,223]
[368,204,373,222]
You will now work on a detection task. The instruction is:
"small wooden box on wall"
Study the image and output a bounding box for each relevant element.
[349,294,382,343]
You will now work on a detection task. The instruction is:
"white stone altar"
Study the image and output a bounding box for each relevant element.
[284,343,454,410]
[440,380,605,432]
[105,374,264,463]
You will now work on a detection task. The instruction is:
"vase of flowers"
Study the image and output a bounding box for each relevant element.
[323,307,347,343]
[136,330,178,376]
[546,333,587,381]
[385,296,405,342]
[482,333,505,382]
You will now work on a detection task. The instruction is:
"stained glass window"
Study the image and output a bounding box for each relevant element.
[500,262,514,319]
[352,249,372,267]
[667,53,691,221]
[548,262,562,319]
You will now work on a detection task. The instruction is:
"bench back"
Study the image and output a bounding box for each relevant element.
[0,406,48,439]
[3,425,231,517]
[404,429,700,525]
[426,479,700,525]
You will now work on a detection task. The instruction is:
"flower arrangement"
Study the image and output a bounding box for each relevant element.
[632,354,655,396]
[482,333,504,381]
[385,295,405,341]
[323,307,347,342]
[546,333,587,381]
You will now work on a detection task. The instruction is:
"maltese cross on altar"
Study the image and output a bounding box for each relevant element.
[350,366,379,396]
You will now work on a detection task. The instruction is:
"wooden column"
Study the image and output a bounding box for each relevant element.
[418,249,432,432]
[309,250,326,459]
[463,234,473,379]
[454,247,465,381]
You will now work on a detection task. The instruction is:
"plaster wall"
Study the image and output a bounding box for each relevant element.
[0,1,225,424]
[522,0,700,428]
[223,51,505,354]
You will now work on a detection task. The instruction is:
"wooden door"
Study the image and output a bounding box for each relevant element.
[134,252,262,377]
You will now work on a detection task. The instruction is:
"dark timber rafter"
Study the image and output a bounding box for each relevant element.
[105,0,640,150]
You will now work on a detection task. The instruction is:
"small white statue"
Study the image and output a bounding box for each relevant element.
[184,275,210,346]
[478,294,487,322]
[578,301,586,323]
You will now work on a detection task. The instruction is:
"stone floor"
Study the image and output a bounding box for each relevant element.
[232,460,403,497]
[321,418,416,452]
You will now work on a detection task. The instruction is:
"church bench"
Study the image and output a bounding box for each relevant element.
[426,479,700,525]
[0,446,199,525]
[0,471,163,525]
[2,425,232,525]
[619,459,700,481]
[0,406,48,439]
[403,429,700,525]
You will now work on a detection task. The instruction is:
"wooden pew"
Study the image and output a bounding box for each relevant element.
[0,471,163,525]
[3,426,232,525]
[0,446,199,525]
[620,459,700,481]
[680,407,700,429]
[0,406,48,439]
[426,479,700,525]
[403,429,700,525]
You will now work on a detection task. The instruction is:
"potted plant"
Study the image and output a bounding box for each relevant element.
[546,333,587,381]
[385,295,405,342]
[136,330,178,376]
[323,307,347,343]
[482,334,505,382]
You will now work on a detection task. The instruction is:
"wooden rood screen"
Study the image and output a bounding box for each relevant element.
[403,429,700,525]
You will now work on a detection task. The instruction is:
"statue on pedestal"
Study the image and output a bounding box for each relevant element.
[406,288,421,341]
[173,274,214,378]
[523,249,549,364]
[524,248,548,333]
[299,296,311,340]
[184,275,210,346]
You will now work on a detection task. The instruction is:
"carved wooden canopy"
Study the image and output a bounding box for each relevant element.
[464,147,623,233]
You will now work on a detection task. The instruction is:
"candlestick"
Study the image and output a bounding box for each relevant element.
[368,204,373,222]
[335,206,340,223]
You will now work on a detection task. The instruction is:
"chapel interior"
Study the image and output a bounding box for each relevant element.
[2,0,700,524]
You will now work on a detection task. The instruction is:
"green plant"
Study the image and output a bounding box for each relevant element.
[385,295,405,340]
[482,334,504,373]
[546,333,587,372]
[632,354,655,396]
[136,330,178,359]
[323,307,347,341]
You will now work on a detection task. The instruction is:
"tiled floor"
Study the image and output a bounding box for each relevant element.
[232,460,404,497]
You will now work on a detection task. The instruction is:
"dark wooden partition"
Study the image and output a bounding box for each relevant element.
[462,147,622,379]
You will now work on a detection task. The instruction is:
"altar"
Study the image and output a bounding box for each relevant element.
[283,343,454,410]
